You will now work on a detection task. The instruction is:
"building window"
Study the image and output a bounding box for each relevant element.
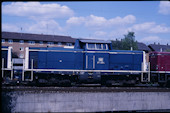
[2,39,5,43]
[39,41,43,45]
[20,47,24,51]
[47,42,54,46]
[29,41,35,45]
[58,42,62,46]
[8,39,13,44]
[66,43,72,46]
[20,40,24,44]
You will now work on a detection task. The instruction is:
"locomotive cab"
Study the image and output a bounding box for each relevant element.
[74,39,112,83]
[75,39,112,70]
[74,39,112,51]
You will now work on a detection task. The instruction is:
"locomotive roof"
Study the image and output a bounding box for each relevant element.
[79,39,111,44]
[110,50,143,53]
[149,51,170,54]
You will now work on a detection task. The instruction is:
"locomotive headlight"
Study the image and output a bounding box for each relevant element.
[88,75,92,78]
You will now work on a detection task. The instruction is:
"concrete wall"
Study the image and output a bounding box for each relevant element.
[2,91,170,112]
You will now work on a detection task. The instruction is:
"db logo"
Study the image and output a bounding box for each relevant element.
[97,58,105,64]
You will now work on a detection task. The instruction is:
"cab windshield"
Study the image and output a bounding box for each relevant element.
[86,43,108,50]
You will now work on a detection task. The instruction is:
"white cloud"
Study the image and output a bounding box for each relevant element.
[85,15,107,27]
[150,25,170,33]
[129,22,155,31]
[2,20,64,35]
[92,31,108,40]
[66,14,136,29]
[66,16,85,25]
[94,31,107,36]
[108,28,129,39]
[139,36,170,45]
[140,36,161,43]
[2,2,74,20]
[129,22,170,33]
[108,15,136,25]
[2,23,20,32]
[91,28,129,41]
[27,20,63,34]
[158,1,170,15]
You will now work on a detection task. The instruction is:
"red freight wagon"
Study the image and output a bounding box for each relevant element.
[149,52,170,71]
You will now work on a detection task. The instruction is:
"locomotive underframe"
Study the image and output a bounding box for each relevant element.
[21,69,151,85]
[150,71,170,87]
[2,67,170,87]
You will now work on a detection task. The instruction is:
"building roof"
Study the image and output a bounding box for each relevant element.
[2,31,76,43]
[79,39,111,44]
[148,44,170,52]
[111,40,151,52]
[137,42,151,52]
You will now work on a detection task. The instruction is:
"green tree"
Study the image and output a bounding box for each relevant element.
[121,31,138,50]
[111,31,138,50]
[111,38,122,50]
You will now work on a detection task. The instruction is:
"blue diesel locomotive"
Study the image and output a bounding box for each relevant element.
[23,39,148,85]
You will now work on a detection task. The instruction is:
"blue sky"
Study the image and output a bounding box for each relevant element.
[2,1,170,45]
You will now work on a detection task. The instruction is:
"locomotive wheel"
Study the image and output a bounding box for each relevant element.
[59,80,71,87]
[105,80,112,87]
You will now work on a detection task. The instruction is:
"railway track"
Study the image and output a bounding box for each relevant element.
[2,86,170,92]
